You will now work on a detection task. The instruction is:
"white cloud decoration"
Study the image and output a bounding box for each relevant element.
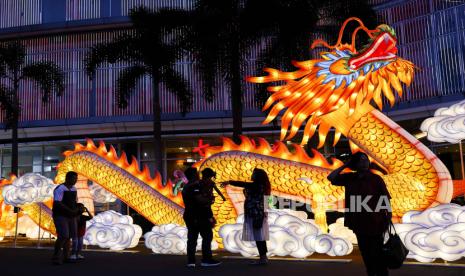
[395,203,465,262]
[144,224,218,254]
[84,210,142,250]
[2,173,54,206]
[328,218,357,244]
[304,234,354,256]
[219,209,353,258]
[89,183,117,203]
[420,99,465,143]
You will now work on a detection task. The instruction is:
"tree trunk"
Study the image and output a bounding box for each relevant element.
[11,112,18,176]
[231,41,243,144]
[152,75,163,178]
[11,78,19,176]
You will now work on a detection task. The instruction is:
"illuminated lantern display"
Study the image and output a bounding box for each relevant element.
[328,218,357,244]
[0,18,463,260]
[16,215,55,239]
[2,173,55,206]
[0,177,15,241]
[421,99,465,196]
[84,210,142,250]
[395,204,465,262]
[144,224,219,254]
[0,140,187,242]
[298,177,331,233]
[219,209,353,258]
[241,17,457,222]
[420,99,465,144]
[90,183,117,204]
[55,140,185,227]
[75,175,95,215]
[1,173,56,235]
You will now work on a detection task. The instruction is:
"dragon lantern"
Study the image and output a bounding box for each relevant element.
[1,18,461,245]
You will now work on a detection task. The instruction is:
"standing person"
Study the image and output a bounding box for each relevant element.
[327,152,391,276]
[70,203,93,260]
[182,167,221,267]
[221,168,271,265]
[52,171,79,265]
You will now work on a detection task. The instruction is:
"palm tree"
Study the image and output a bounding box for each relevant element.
[0,41,64,176]
[157,0,376,142]
[85,7,194,176]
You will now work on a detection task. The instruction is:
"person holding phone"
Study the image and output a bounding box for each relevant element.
[327,152,392,276]
[221,168,271,265]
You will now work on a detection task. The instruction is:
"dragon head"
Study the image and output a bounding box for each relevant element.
[348,24,397,70]
[247,18,414,146]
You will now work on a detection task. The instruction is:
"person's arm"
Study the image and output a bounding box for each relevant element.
[85,208,93,219]
[221,180,251,188]
[327,163,352,186]
[53,201,76,215]
[213,184,226,201]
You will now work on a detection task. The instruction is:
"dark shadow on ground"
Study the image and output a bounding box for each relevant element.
[0,247,464,276]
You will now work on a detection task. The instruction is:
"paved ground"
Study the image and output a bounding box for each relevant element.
[0,246,464,276]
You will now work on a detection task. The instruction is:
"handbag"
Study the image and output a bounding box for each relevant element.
[382,220,409,269]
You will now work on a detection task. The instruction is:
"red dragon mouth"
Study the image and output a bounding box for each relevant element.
[348,32,397,70]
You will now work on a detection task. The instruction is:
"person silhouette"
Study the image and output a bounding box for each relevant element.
[222,168,271,265]
[328,152,391,276]
[182,167,221,267]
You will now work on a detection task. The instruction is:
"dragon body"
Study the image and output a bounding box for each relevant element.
[54,141,185,226]
[0,18,461,245]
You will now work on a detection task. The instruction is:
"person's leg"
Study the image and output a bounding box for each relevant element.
[62,238,71,260]
[71,223,79,257]
[185,219,200,264]
[64,217,77,260]
[252,241,268,265]
[356,233,377,276]
[71,237,78,256]
[373,234,389,276]
[52,216,69,264]
[256,241,267,257]
[77,237,84,255]
[199,220,213,262]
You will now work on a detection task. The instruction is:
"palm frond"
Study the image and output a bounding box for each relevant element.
[0,41,26,74]
[194,42,220,102]
[85,34,142,77]
[116,65,147,108]
[153,8,193,30]
[22,61,64,103]
[161,67,193,115]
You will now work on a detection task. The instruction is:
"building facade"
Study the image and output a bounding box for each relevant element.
[0,0,464,181]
